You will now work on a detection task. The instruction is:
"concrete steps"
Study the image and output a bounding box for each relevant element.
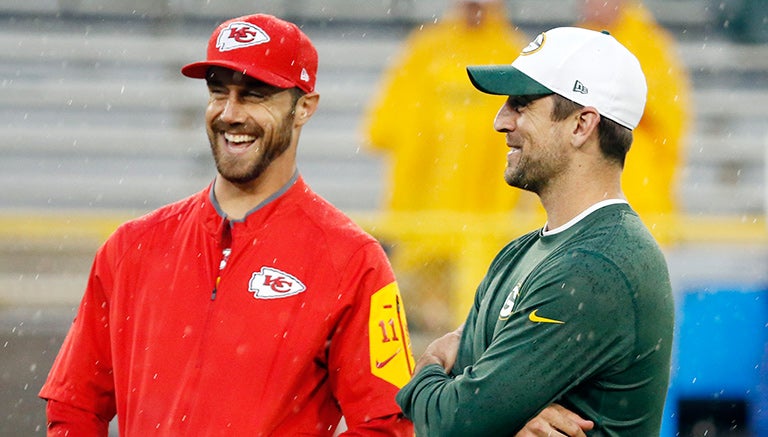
[0,3,765,214]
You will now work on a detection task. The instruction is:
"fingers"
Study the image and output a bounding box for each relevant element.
[414,329,463,373]
[513,415,562,437]
[550,404,594,432]
[514,404,594,437]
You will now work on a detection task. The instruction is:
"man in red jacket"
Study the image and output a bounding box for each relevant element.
[39,13,415,436]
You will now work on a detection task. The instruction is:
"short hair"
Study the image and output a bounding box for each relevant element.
[288,87,305,105]
[550,94,633,167]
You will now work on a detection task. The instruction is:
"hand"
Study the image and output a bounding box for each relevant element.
[515,404,594,437]
[414,324,464,374]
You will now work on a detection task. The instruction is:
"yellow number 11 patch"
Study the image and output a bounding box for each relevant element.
[368,282,414,388]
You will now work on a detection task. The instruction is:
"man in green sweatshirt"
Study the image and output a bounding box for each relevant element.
[396,27,675,437]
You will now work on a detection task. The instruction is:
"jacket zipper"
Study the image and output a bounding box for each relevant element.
[212,218,232,300]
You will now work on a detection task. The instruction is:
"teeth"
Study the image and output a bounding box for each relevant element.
[224,133,256,143]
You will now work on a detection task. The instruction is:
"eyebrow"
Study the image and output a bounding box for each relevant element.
[205,75,283,95]
[509,93,552,107]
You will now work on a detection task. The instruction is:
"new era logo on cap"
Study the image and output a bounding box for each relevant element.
[216,21,270,51]
[573,80,588,94]
[181,14,318,93]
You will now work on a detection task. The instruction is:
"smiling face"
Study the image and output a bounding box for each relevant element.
[204,67,299,186]
[493,94,571,194]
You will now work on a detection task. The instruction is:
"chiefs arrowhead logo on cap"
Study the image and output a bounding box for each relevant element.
[181,14,319,93]
[216,21,270,52]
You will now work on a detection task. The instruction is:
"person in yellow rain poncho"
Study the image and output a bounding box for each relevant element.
[364,0,534,332]
[577,0,692,241]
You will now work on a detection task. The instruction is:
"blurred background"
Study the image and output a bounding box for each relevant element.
[0,0,766,435]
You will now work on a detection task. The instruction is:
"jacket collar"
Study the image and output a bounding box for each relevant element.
[200,171,303,236]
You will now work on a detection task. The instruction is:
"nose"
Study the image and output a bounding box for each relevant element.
[218,92,246,124]
[493,103,517,133]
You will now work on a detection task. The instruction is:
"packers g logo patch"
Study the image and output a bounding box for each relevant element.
[369,282,414,388]
[499,283,521,320]
[521,32,546,56]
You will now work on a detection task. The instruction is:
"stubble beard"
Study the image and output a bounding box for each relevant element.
[505,154,543,193]
[504,147,567,195]
[209,111,295,185]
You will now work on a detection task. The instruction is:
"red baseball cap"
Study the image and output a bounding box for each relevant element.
[181,14,318,93]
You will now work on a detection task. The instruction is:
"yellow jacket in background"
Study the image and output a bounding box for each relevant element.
[581,2,692,219]
[365,10,529,214]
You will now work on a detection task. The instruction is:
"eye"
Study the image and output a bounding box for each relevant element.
[243,90,269,101]
[507,97,527,112]
[207,84,228,98]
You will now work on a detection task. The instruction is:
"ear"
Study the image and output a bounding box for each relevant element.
[293,91,319,128]
[571,106,601,148]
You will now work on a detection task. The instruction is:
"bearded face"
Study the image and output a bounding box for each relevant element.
[207,104,295,185]
[503,133,569,194]
[204,67,298,186]
[496,95,571,195]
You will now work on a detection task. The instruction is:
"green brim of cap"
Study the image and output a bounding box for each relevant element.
[467,65,552,96]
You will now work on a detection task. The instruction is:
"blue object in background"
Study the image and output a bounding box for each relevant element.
[662,287,768,436]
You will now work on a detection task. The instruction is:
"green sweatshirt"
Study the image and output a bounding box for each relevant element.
[397,203,674,436]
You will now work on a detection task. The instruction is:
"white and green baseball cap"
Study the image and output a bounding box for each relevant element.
[467,27,647,130]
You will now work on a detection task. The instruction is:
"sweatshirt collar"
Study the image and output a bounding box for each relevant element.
[541,198,628,236]
[208,171,299,223]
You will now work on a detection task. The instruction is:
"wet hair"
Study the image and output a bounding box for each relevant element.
[286,87,306,117]
[288,87,305,106]
[549,94,633,167]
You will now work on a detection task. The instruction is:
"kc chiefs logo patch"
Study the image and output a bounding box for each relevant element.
[216,21,270,52]
[248,266,306,299]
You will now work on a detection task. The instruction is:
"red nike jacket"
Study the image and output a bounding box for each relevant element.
[40,175,415,436]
